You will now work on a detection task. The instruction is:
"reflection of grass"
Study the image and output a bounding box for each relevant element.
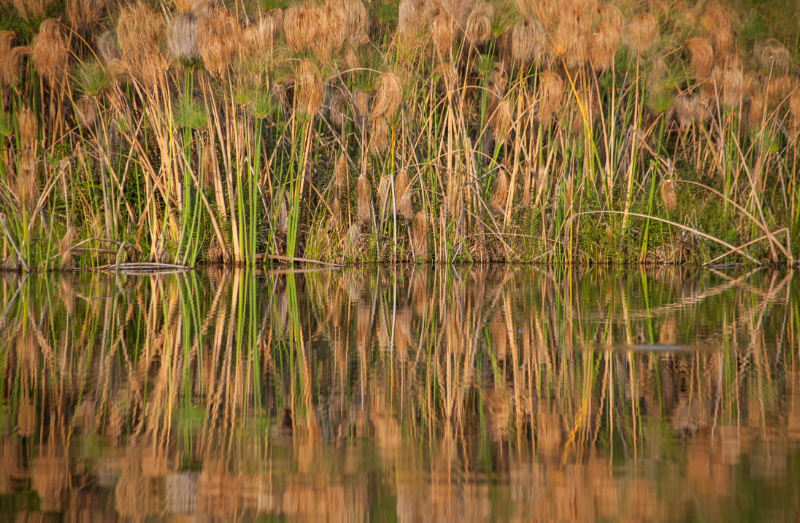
[0,268,797,516]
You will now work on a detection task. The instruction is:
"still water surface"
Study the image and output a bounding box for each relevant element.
[0,266,799,521]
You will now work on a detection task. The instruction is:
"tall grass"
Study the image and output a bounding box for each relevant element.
[0,0,799,269]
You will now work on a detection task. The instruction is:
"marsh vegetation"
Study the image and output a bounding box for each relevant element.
[1,0,800,268]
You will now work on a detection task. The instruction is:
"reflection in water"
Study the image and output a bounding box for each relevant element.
[0,267,798,521]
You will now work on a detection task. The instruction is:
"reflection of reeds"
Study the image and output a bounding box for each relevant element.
[1,268,798,519]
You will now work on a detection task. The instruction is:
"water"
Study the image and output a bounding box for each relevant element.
[1,266,799,521]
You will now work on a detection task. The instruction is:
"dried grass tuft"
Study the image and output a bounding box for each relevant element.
[431,14,454,61]
[395,169,414,220]
[353,88,370,127]
[766,75,795,107]
[700,2,734,57]
[659,179,677,211]
[720,64,743,109]
[465,2,493,47]
[284,3,322,54]
[75,97,97,129]
[117,3,169,84]
[196,6,238,76]
[59,227,76,268]
[295,60,323,116]
[32,19,70,84]
[96,30,121,64]
[685,38,713,80]
[412,211,428,259]
[590,5,622,71]
[622,13,659,56]
[168,12,198,60]
[371,71,402,121]
[369,117,389,153]
[19,149,39,210]
[356,173,372,222]
[490,99,513,143]
[334,154,348,191]
[0,32,25,87]
[66,0,108,36]
[747,90,765,128]
[18,107,37,148]
[238,15,276,68]
[490,167,509,212]
[754,39,792,73]
[671,93,698,128]
[537,70,564,124]
[511,18,545,66]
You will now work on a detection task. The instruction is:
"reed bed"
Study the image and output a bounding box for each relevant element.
[1,0,800,269]
[0,268,798,519]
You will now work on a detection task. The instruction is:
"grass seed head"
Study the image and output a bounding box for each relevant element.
[465,2,493,47]
[295,59,323,116]
[196,6,238,76]
[431,13,454,61]
[18,107,37,148]
[66,0,108,37]
[334,154,348,190]
[590,15,621,71]
[369,116,389,153]
[537,70,564,124]
[19,149,38,210]
[721,64,743,109]
[671,93,698,128]
[32,19,69,84]
[371,71,402,121]
[754,40,792,73]
[398,0,427,36]
[551,2,594,68]
[489,98,513,143]
[353,88,370,126]
[356,173,372,222]
[699,2,734,58]
[331,197,342,227]
[96,31,121,64]
[74,97,96,129]
[283,3,322,54]
[168,12,198,60]
[685,38,713,80]
[412,211,428,259]
[490,167,509,212]
[395,169,414,220]
[622,13,659,56]
[378,173,392,210]
[511,18,545,66]
[239,15,276,68]
[659,179,677,211]
[0,32,27,88]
